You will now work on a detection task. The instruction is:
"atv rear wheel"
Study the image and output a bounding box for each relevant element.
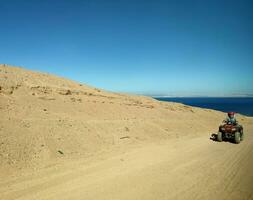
[240,131,244,141]
[234,132,241,144]
[217,132,223,142]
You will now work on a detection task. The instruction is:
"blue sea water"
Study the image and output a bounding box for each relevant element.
[154,97,253,117]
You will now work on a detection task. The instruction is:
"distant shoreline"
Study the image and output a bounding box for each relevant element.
[154,97,253,117]
[151,96,253,98]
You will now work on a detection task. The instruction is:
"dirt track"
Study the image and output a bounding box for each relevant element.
[1,124,252,200]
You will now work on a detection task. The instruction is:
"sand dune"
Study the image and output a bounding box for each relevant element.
[1,64,252,200]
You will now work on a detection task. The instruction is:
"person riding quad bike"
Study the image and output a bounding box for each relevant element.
[218,112,244,143]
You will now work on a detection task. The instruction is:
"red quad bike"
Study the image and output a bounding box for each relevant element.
[217,122,244,144]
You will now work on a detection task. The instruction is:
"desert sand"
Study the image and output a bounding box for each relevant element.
[1,64,253,200]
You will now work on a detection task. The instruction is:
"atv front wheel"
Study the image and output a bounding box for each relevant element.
[217,132,223,142]
[234,132,241,144]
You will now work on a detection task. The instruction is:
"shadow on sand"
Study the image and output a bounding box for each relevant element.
[210,133,237,144]
[210,133,218,141]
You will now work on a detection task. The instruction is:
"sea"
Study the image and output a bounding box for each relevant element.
[154,97,253,117]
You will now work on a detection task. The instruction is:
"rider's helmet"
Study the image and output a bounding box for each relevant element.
[228,112,235,118]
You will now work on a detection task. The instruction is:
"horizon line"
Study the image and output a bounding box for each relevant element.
[149,95,253,98]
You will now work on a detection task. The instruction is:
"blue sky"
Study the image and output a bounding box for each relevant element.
[0,0,252,96]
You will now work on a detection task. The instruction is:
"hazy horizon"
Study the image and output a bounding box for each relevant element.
[2,63,253,98]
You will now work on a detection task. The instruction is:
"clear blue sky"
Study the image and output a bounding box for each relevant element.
[0,0,252,96]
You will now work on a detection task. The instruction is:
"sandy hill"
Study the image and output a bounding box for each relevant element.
[1,64,253,200]
[0,64,249,173]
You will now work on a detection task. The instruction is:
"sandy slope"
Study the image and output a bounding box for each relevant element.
[1,64,253,199]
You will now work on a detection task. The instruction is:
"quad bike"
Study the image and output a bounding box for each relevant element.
[217,122,244,144]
